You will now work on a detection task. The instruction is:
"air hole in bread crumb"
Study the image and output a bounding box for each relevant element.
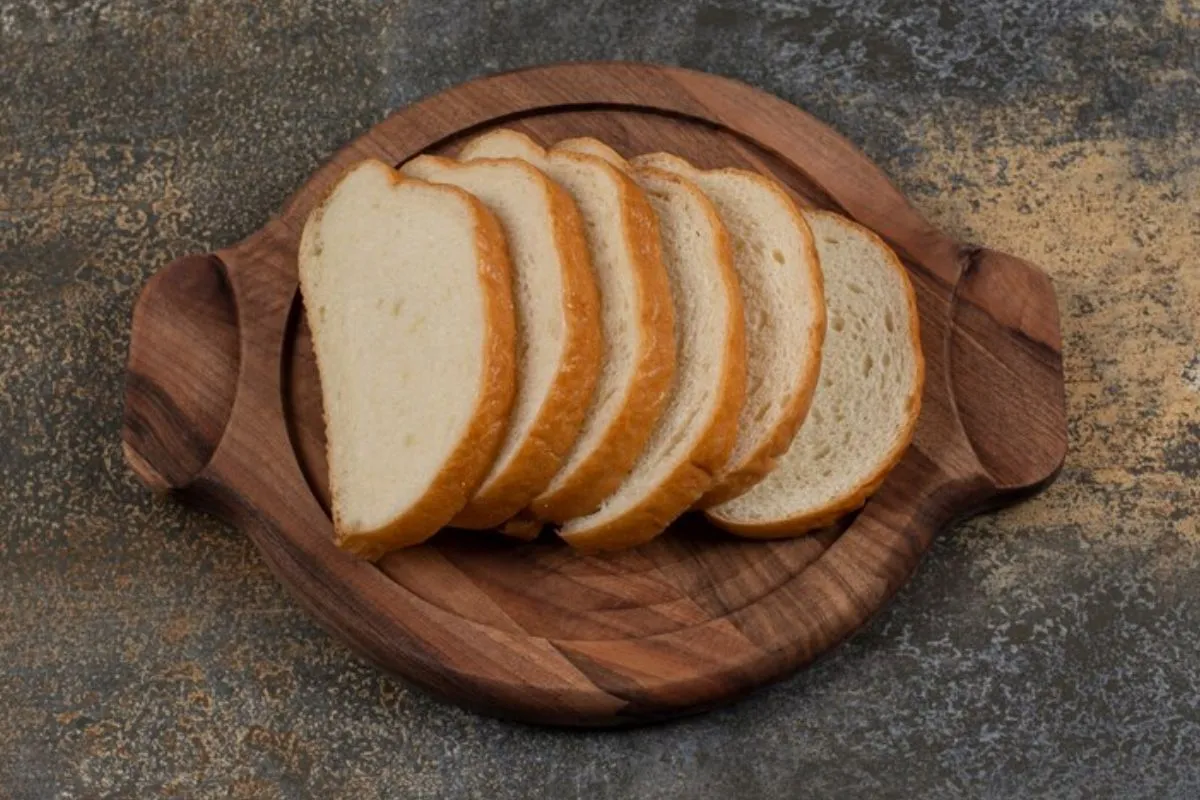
[883,353,891,367]
[863,354,875,377]
[318,306,327,322]
[823,236,840,245]
[812,409,822,423]
[842,430,851,445]
[884,311,895,333]
[848,283,864,294]
[822,376,833,388]
[830,315,845,332]
[814,446,830,460]
[772,249,785,264]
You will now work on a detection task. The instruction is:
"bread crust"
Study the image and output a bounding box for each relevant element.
[554,137,627,168]
[561,167,747,552]
[705,211,925,538]
[631,153,827,508]
[302,160,518,560]
[403,157,604,529]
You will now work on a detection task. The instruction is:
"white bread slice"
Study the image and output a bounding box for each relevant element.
[399,155,602,529]
[630,153,826,507]
[707,211,924,536]
[458,129,676,522]
[557,162,747,551]
[298,160,517,559]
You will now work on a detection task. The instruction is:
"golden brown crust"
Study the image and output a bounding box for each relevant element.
[313,161,517,559]
[451,164,603,528]
[398,153,458,173]
[554,137,628,168]
[497,512,543,541]
[530,152,677,521]
[561,168,747,552]
[705,211,925,538]
[630,155,827,509]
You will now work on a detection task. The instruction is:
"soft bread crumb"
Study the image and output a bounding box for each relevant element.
[298,159,516,557]
[707,211,923,536]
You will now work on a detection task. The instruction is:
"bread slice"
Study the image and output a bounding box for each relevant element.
[556,161,746,551]
[707,211,924,536]
[457,129,676,522]
[630,153,826,507]
[298,160,517,559]
[399,155,601,529]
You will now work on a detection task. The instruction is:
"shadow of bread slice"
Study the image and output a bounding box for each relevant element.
[551,140,747,551]
[400,155,601,529]
[707,211,924,536]
[631,153,826,508]
[298,160,517,559]
[458,129,676,523]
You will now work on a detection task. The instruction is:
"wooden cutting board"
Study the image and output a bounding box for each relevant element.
[122,63,1067,726]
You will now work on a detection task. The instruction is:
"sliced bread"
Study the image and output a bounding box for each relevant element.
[458,129,677,522]
[557,163,747,551]
[631,153,826,507]
[298,159,517,559]
[707,211,924,536]
[399,155,602,529]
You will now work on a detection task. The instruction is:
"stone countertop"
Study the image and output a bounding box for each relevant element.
[2,1,1197,797]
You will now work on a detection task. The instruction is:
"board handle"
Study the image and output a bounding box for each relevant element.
[122,223,307,510]
[123,252,242,494]
[948,247,1068,496]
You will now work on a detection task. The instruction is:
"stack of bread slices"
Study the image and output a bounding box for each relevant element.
[299,130,924,560]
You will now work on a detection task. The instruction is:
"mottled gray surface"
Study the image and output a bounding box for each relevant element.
[2,0,1199,797]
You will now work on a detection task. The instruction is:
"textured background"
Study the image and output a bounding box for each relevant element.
[2,0,1198,797]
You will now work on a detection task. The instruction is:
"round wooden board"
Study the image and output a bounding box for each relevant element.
[122,63,1068,726]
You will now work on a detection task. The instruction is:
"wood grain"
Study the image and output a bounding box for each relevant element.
[121,63,1067,726]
